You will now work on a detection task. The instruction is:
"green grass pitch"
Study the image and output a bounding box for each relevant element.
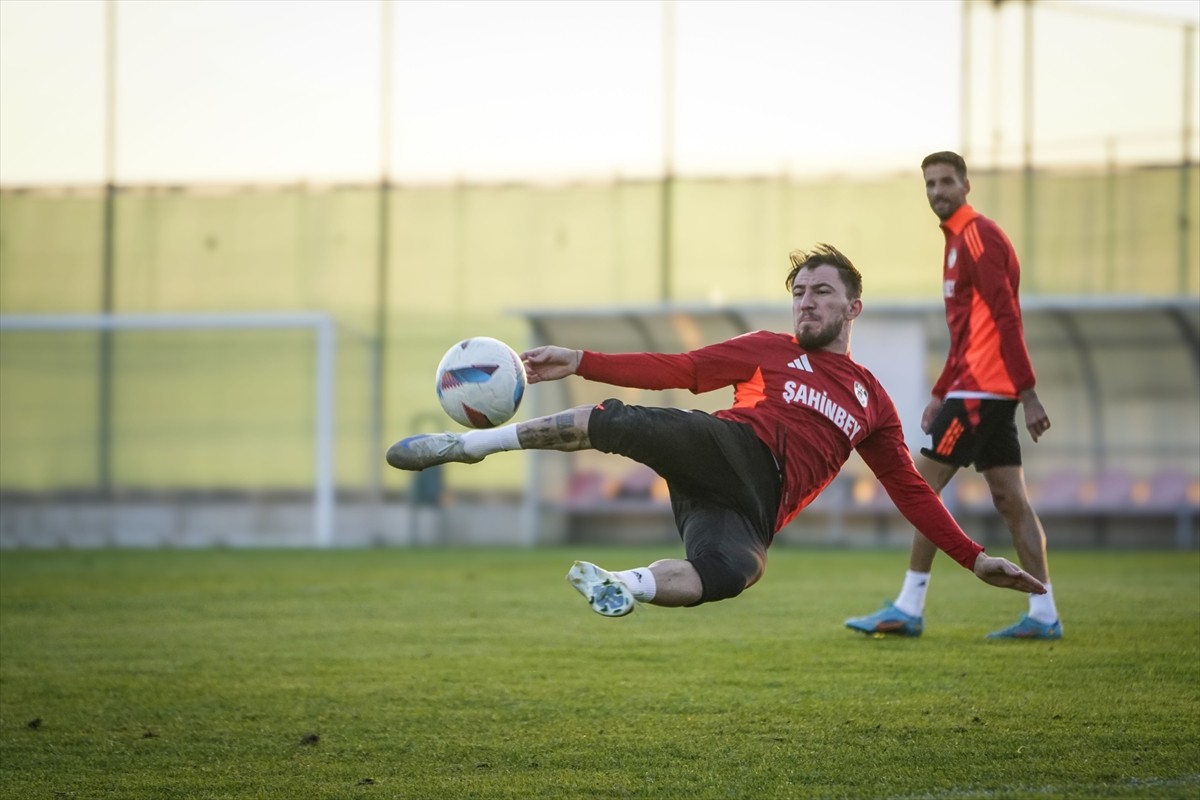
[1,546,1197,799]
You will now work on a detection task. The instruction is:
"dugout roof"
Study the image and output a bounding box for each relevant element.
[519,295,1200,486]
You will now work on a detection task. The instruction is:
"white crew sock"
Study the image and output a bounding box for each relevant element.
[614,567,657,602]
[1028,583,1059,625]
[894,570,931,618]
[460,425,521,459]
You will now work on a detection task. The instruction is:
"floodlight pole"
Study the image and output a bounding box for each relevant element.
[989,1,1002,177]
[99,0,118,499]
[960,0,972,159]
[1021,0,1036,292]
[1180,25,1195,294]
[371,0,394,537]
[660,0,675,304]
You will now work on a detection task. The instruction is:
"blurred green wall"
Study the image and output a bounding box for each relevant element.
[1,166,1197,494]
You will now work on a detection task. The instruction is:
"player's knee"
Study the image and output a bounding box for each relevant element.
[688,549,765,604]
[586,398,629,454]
[989,486,1024,518]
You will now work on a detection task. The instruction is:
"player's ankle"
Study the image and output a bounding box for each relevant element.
[461,426,521,458]
[613,568,657,602]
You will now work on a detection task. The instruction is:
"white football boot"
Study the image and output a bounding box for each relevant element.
[566,561,637,617]
[385,433,482,471]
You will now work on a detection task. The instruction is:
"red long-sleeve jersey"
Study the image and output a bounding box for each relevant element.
[577,332,985,570]
[932,204,1036,399]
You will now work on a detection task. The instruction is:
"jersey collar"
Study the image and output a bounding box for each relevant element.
[941,203,979,236]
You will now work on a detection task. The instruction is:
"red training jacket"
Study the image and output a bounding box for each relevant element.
[577,331,985,571]
[932,204,1036,399]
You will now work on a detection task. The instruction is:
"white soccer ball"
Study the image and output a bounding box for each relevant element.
[435,337,527,428]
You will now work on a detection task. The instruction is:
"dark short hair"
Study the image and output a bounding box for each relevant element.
[785,243,863,301]
[921,150,968,181]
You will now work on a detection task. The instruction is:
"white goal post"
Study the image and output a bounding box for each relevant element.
[0,312,337,547]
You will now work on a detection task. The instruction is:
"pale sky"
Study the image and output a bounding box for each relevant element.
[1,0,1197,186]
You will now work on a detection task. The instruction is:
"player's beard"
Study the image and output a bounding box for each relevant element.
[930,196,962,222]
[796,317,844,350]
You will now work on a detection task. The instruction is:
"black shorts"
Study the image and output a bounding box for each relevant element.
[588,398,781,568]
[920,397,1022,471]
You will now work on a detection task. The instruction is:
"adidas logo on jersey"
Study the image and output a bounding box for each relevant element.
[787,354,813,372]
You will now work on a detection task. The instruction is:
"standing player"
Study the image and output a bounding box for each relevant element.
[844,151,1061,640]
[387,244,1046,617]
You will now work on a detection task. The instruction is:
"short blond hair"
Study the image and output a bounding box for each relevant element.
[785,243,862,300]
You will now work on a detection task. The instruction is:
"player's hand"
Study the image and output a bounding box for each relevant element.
[972,553,1046,594]
[521,346,582,384]
[920,396,944,434]
[1020,390,1051,442]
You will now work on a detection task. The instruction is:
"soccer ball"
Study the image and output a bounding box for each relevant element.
[435,337,527,428]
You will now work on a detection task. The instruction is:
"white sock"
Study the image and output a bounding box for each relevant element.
[1028,583,1059,625]
[460,425,521,458]
[614,567,657,602]
[894,570,931,618]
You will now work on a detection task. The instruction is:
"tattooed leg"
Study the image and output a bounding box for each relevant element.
[516,405,594,452]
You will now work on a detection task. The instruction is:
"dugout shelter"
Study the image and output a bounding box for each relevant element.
[519,296,1200,550]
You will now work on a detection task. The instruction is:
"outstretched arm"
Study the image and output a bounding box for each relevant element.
[973,552,1046,594]
[527,347,706,392]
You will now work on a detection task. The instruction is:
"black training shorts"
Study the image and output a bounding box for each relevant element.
[920,397,1022,471]
[587,399,782,591]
